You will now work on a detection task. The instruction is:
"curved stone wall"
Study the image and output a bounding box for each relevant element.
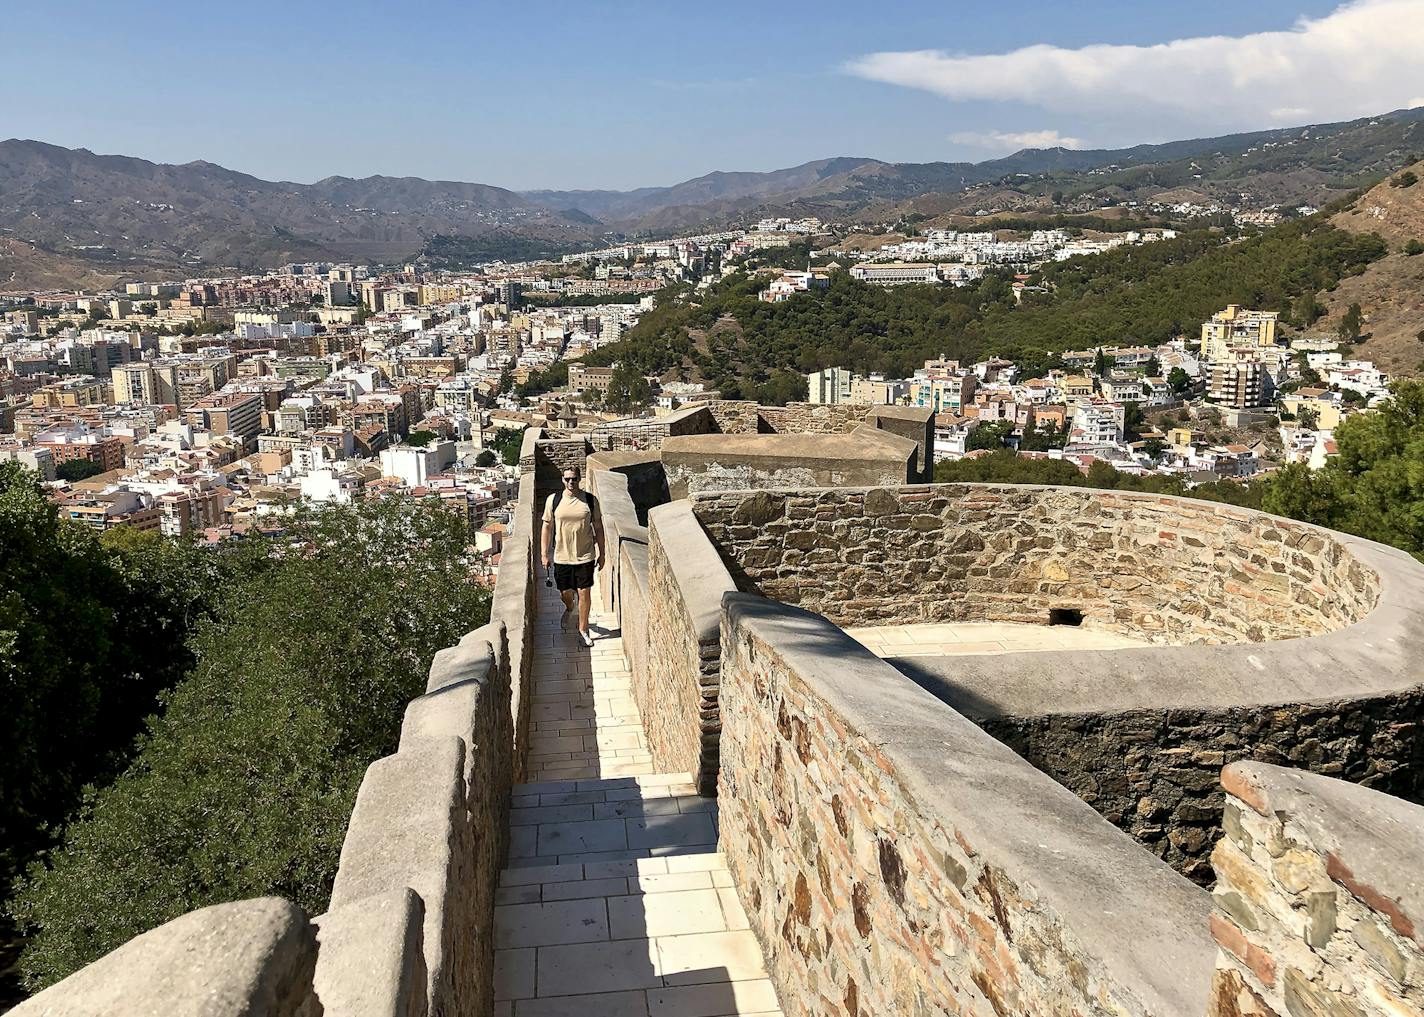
[691,484,1381,644]
[691,484,1424,881]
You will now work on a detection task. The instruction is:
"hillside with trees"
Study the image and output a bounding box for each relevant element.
[584,218,1387,400]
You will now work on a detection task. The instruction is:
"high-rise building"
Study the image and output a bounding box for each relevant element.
[112,362,183,408]
[1200,305,1279,362]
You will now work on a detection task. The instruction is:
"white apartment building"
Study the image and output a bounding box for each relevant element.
[807,367,859,405]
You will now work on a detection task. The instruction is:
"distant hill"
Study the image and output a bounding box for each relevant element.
[1322,159,1424,375]
[3,107,1424,289]
[0,140,604,289]
[525,108,1424,230]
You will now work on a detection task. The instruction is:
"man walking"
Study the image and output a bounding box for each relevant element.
[541,466,604,646]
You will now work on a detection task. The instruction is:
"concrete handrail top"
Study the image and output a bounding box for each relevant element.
[723,590,1216,1017]
[586,451,662,472]
[1225,761,1424,948]
[648,500,738,641]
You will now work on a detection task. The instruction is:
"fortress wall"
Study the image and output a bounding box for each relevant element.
[619,541,652,710]
[588,404,717,452]
[716,592,1217,1017]
[495,472,537,782]
[641,501,738,795]
[1207,763,1424,1017]
[692,485,1379,643]
[692,484,1424,884]
[977,690,1424,885]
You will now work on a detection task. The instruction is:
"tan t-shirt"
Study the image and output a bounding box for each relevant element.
[543,491,598,564]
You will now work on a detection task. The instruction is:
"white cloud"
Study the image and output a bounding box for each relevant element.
[948,129,1087,151]
[847,0,1424,131]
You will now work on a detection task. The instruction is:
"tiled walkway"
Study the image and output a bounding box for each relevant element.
[846,621,1148,658]
[493,574,782,1017]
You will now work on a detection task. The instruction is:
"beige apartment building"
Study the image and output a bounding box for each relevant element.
[112,362,182,408]
[1200,305,1279,362]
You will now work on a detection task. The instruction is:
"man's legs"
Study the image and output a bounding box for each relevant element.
[559,586,575,629]
[577,586,592,636]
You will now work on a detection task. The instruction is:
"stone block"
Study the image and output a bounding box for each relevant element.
[313,888,427,1017]
[11,898,318,1017]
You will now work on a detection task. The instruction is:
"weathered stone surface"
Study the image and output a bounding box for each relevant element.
[313,888,427,1017]
[10,898,319,1017]
[640,502,738,794]
[1208,763,1424,1017]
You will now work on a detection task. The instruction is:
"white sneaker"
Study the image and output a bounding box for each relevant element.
[580,630,594,647]
[560,606,571,631]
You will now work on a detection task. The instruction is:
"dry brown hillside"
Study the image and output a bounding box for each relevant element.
[1325,161,1424,375]
[0,238,132,292]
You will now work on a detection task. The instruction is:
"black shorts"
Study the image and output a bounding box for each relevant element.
[553,561,595,591]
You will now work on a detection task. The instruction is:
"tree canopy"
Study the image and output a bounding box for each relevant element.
[8,495,490,990]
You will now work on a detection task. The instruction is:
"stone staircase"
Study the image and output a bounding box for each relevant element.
[492,575,781,1017]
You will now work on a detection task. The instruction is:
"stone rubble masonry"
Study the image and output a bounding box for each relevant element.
[716,592,1217,1017]
[588,403,717,452]
[1207,762,1424,1017]
[9,898,321,1017]
[691,485,1378,642]
[642,500,739,795]
[492,473,536,782]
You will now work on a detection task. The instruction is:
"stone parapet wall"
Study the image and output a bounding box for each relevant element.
[978,690,1424,884]
[717,593,1216,1017]
[619,541,651,716]
[663,426,918,501]
[692,485,1378,643]
[640,501,738,795]
[588,405,717,452]
[585,464,647,625]
[1208,763,1424,1017]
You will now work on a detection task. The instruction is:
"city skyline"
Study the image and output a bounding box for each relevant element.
[8,0,1421,190]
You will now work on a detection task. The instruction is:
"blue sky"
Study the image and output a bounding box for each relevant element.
[6,0,1420,191]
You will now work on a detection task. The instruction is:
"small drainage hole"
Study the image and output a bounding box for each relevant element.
[1049,608,1084,627]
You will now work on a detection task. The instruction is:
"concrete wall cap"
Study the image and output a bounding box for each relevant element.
[647,502,737,641]
[11,897,317,1017]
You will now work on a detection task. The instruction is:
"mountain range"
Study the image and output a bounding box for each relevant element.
[2,107,1422,290]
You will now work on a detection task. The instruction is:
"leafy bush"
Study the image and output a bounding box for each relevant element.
[8,496,490,990]
[1389,170,1418,188]
[0,465,224,894]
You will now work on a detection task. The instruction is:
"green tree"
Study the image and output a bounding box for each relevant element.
[1167,367,1192,395]
[54,459,103,483]
[488,427,526,467]
[1293,291,1325,326]
[966,420,1014,451]
[474,449,496,468]
[1261,380,1424,559]
[604,363,653,415]
[406,429,437,448]
[1338,303,1364,343]
[9,497,491,990]
[1296,404,1320,431]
